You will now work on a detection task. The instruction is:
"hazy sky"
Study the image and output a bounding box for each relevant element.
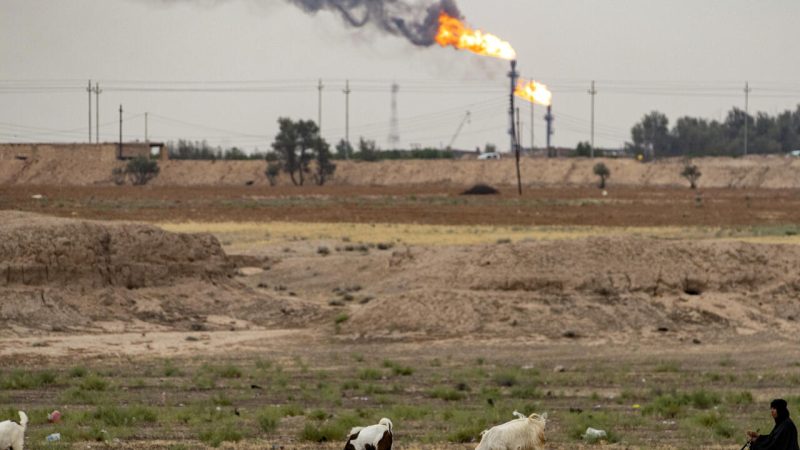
[2,0,800,153]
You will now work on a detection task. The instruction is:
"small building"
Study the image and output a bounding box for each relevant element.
[0,142,167,162]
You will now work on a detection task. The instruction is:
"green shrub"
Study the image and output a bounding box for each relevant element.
[198,422,243,447]
[163,361,182,377]
[687,410,735,438]
[335,313,350,325]
[430,387,466,401]
[69,366,88,378]
[0,370,57,389]
[258,406,283,433]
[124,157,160,186]
[216,364,243,379]
[359,368,382,380]
[90,405,157,426]
[493,370,520,387]
[79,374,109,391]
[299,413,361,442]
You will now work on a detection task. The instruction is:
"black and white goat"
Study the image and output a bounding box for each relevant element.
[344,417,392,450]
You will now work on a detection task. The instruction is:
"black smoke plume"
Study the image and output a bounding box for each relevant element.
[288,0,461,47]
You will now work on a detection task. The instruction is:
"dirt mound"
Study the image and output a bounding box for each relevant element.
[0,212,319,334]
[338,237,800,340]
[3,143,800,188]
[460,183,500,195]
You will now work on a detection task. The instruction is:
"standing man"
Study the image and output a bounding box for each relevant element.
[747,399,799,450]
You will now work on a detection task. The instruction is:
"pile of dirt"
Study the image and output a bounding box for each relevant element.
[3,143,800,188]
[353,237,800,338]
[0,212,319,334]
[263,237,800,341]
[460,183,500,195]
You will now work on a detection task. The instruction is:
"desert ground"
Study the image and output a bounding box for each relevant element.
[2,180,800,449]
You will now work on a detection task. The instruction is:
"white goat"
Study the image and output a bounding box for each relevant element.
[0,411,28,450]
[475,411,547,450]
[344,417,393,450]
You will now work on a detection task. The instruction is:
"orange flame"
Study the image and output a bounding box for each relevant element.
[515,79,553,106]
[435,12,517,60]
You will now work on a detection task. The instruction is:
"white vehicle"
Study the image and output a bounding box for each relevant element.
[478,152,501,160]
[789,150,800,157]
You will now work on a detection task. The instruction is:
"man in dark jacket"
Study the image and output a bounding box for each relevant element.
[747,399,799,450]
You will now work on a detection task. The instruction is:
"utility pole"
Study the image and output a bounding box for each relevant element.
[744,81,751,156]
[93,82,102,143]
[530,101,534,152]
[87,80,92,143]
[388,82,400,147]
[343,80,351,159]
[509,60,522,195]
[508,60,518,155]
[145,112,149,143]
[118,105,123,160]
[545,105,554,157]
[317,79,324,134]
[589,80,597,158]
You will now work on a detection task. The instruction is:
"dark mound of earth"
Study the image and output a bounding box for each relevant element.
[461,184,500,195]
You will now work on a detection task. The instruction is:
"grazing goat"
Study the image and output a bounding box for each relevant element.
[344,417,392,450]
[475,411,547,450]
[0,411,28,450]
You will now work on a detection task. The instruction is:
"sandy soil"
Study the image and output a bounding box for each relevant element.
[3,211,799,344]
[0,211,318,335]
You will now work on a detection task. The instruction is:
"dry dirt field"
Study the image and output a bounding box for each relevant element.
[2,184,800,227]
[2,183,800,449]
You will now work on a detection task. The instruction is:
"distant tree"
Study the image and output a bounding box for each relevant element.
[485,143,497,154]
[125,157,160,186]
[265,162,281,186]
[335,139,354,160]
[576,141,591,158]
[270,118,335,186]
[630,111,671,160]
[271,118,322,186]
[314,139,336,185]
[355,138,380,162]
[593,162,610,189]
[624,104,800,158]
[681,164,702,189]
[223,147,248,160]
[264,151,280,162]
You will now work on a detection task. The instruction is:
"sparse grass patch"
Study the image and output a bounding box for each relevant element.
[0,370,57,389]
[683,410,736,439]
[654,360,682,373]
[429,386,466,401]
[258,406,283,433]
[198,420,243,447]
[299,413,361,442]
[727,390,754,405]
[163,360,182,377]
[335,313,349,325]
[382,359,414,376]
[493,369,520,387]
[359,368,383,380]
[78,373,109,391]
[89,405,157,427]
[563,411,621,443]
[69,366,88,378]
